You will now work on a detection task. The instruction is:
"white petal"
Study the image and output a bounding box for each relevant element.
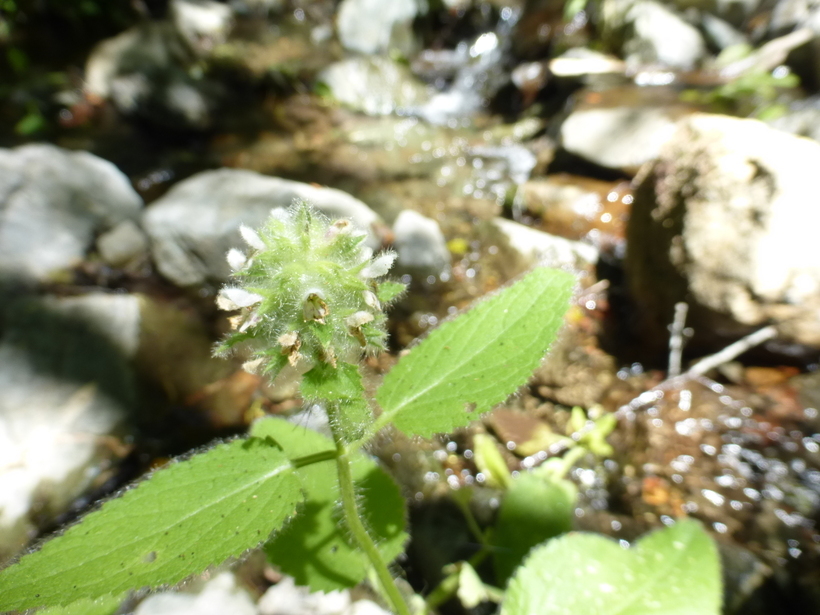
[239,225,265,251]
[216,287,264,310]
[269,207,290,221]
[360,252,396,278]
[345,311,374,327]
[226,248,247,271]
[362,290,380,310]
[357,246,374,264]
[242,357,264,374]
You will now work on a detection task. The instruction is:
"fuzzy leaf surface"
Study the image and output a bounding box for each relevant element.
[253,418,407,591]
[492,473,576,585]
[0,438,302,612]
[376,267,574,437]
[501,520,721,615]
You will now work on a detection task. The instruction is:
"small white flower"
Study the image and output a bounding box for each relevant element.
[226,248,247,271]
[345,311,374,328]
[269,207,291,222]
[239,225,265,251]
[362,290,380,310]
[357,246,374,264]
[360,252,396,278]
[238,310,262,332]
[216,287,264,310]
[242,357,264,374]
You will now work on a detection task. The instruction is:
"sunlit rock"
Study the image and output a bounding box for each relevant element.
[142,169,382,286]
[0,144,142,284]
[336,0,423,56]
[627,113,820,352]
[0,292,139,562]
[392,209,451,277]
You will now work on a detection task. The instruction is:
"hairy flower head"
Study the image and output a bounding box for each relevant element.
[215,201,404,380]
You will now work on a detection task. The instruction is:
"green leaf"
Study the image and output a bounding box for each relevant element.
[472,433,512,489]
[376,281,406,304]
[492,473,576,585]
[501,520,722,615]
[252,418,407,592]
[0,438,302,612]
[376,267,574,437]
[35,595,123,615]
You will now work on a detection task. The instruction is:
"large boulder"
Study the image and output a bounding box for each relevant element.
[142,169,382,287]
[0,144,143,283]
[626,113,820,353]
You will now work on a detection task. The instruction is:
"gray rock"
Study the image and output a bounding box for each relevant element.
[626,113,820,350]
[257,576,350,615]
[701,13,747,50]
[142,169,382,287]
[393,209,451,276]
[624,1,707,69]
[0,291,138,561]
[170,0,234,56]
[0,144,143,283]
[492,218,598,268]
[336,0,423,55]
[318,56,432,116]
[97,219,150,267]
[560,101,692,172]
[84,20,223,130]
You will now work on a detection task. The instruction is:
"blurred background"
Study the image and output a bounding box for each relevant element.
[3,0,820,613]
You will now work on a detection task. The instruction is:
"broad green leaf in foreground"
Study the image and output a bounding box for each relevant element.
[252,418,407,591]
[502,519,722,615]
[492,473,576,585]
[0,438,302,612]
[34,594,123,615]
[376,267,574,437]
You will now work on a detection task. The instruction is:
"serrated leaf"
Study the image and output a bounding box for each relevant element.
[501,520,722,615]
[376,267,574,437]
[376,281,406,304]
[252,418,407,592]
[492,473,576,585]
[0,438,302,612]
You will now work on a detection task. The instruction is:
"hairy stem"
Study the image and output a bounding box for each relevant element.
[327,404,411,615]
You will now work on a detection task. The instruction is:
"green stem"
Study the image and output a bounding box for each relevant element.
[327,407,412,615]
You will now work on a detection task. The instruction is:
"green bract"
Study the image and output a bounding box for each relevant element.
[215,202,404,379]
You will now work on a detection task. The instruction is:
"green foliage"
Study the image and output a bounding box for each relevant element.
[492,473,576,585]
[376,267,574,437]
[253,417,407,591]
[0,203,721,615]
[0,438,302,611]
[502,520,722,615]
[681,60,800,119]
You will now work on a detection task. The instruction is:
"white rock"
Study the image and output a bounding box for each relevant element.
[257,576,351,615]
[492,218,598,268]
[0,292,139,560]
[0,144,143,283]
[336,0,423,55]
[142,169,381,286]
[627,113,820,348]
[560,104,689,172]
[318,57,432,117]
[625,1,706,70]
[97,219,149,266]
[392,210,451,276]
[134,572,256,615]
[170,0,234,55]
